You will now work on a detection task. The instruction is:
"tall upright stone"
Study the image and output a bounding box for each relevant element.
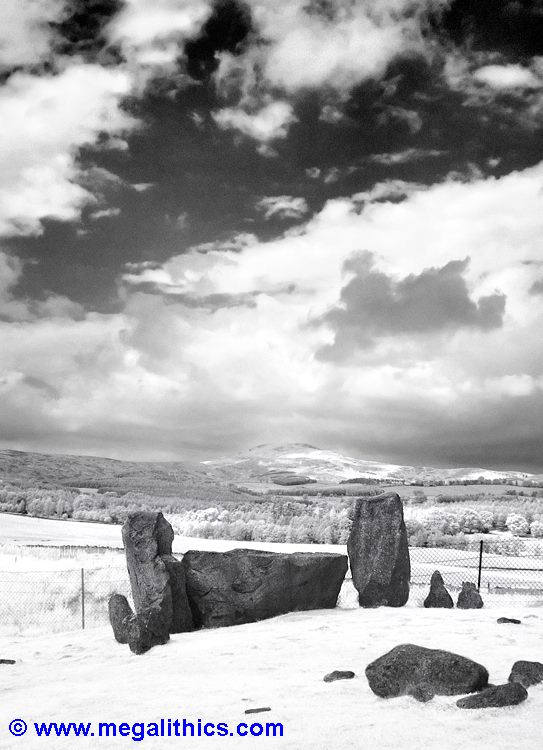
[347,492,410,607]
[121,511,193,640]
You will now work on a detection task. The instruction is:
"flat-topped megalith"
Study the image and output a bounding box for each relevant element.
[183,548,348,628]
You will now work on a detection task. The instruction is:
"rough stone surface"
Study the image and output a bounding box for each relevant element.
[508,660,543,688]
[323,670,356,682]
[423,570,454,609]
[0,659,16,665]
[126,607,170,655]
[108,593,133,644]
[497,617,521,624]
[456,682,527,709]
[347,492,410,607]
[365,644,488,699]
[456,582,484,609]
[183,548,348,628]
[161,554,194,633]
[122,511,193,636]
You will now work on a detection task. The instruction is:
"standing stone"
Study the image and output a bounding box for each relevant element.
[508,660,543,688]
[347,492,410,607]
[108,593,133,644]
[122,512,193,642]
[365,644,488,700]
[183,549,347,628]
[456,682,527,709]
[456,582,484,609]
[423,570,454,609]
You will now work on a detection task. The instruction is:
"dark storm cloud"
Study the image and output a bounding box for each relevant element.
[317,253,506,359]
[185,0,252,82]
[435,0,543,60]
[50,0,124,62]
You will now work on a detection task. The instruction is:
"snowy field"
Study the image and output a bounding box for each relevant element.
[2,605,543,750]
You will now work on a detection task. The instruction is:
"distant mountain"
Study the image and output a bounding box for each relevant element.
[0,444,541,496]
[203,443,541,485]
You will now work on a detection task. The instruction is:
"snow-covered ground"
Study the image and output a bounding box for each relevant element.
[2,605,543,750]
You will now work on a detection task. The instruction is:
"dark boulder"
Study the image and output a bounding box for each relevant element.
[497,617,521,624]
[456,582,484,609]
[122,512,193,636]
[0,659,16,665]
[347,492,410,607]
[365,644,488,700]
[108,593,133,644]
[423,571,454,609]
[323,670,355,682]
[183,548,347,628]
[508,660,543,688]
[126,607,170,655]
[457,682,527,709]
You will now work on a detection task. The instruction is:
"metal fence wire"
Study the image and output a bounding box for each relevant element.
[1,538,542,634]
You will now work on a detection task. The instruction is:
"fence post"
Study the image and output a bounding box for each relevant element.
[477,540,484,591]
[81,568,85,630]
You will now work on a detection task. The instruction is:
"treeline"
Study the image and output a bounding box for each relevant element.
[2,483,543,549]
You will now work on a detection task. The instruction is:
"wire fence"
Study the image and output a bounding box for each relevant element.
[1,538,542,634]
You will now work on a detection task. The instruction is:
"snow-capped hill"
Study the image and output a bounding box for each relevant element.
[203,444,539,485]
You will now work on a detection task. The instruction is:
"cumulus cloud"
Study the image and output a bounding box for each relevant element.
[317,253,506,358]
[0,0,65,68]
[0,65,133,237]
[473,64,543,91]
[212,100,296,142]
[255,195,309,220]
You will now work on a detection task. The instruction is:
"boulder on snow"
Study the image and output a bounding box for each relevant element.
[108,593,133,644]
[456,682,527,709]
[423,571,454,609]
[365,644,488,701]
[183,548,348,629]
[122,512,193,638]
[508,660,543,688]
[323,670,356,682]
[456,582,484,609]
[126,607,170,655]
[0,659,16,665]
[347,492,410,607]
[497,617,521,624]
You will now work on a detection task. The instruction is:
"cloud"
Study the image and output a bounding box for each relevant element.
[352,180,428,204]
[212,100,296,142]
[473,64,543,91]
[255,195,309,220]
[316,253,506,359]
[0,0,65,68]
[0,65,134,237]
[107,0,212,75]
[89,207,122,220]
[368,148,445,165]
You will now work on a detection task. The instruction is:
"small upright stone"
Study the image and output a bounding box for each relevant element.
[508,660,543,688]
[347,492,410,607]
[456,682,527,709]
[423,571,453,609]
[456,582,483,609]
[108,593,133,644]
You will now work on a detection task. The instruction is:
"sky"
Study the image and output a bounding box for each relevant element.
[1,0,543,471]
